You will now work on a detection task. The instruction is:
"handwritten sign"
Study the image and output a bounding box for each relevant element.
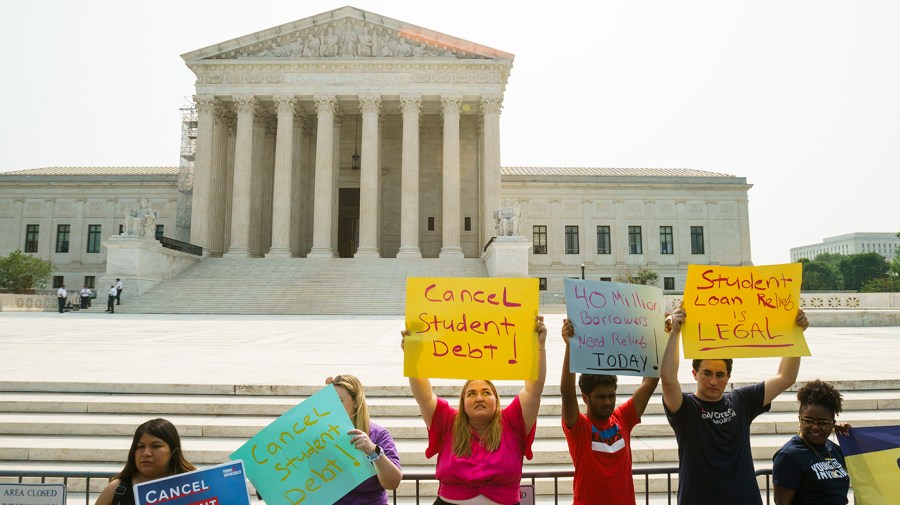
[405,277,539,380]
[230,386,375,505]
[134,461,251,505]
[682,263,809,358]
[564,278,665,377]
[0,484,65,505]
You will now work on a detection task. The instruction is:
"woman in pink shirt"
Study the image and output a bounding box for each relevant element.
[402,317,548,505]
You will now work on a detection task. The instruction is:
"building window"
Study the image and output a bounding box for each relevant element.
[55,225,70,253]
[565,226,579,254]
[538,277,547,291]
[53,276,64,289]
[596,226,611,254]
[84,276,96,289]
[664,277,675,290]
[155,224,164,239]
[25,224,39,253]
[464,217,471,232]
[691,226,705,254]
[600,277,612,282]
[86,225,102,253]
[533,226,547,254]
[628,226,642,254]
[660,226,674,254]
[427,217,435,231]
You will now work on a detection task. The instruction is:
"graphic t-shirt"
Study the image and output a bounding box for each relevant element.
[562,397,640,505]
[773,435,849,505]
[664,382,769,505]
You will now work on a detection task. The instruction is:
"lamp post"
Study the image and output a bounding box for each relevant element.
[581,263,585,280]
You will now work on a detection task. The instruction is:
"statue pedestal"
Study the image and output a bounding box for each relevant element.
[481,236,531,278]
[101,235,202,297]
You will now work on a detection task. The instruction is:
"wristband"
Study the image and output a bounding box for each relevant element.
[367,444,383,463]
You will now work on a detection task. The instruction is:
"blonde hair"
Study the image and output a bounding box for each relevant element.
[452,379,503,457]
[329,374,370,434]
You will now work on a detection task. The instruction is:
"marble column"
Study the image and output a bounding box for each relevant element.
[355,94,382,258]
[207,105,231,257]
[439,95,464,258]
[290,112,307,257]
[248,110,269,257]
[267,95,297,258]
[224,95,256,258]
[308,95,337,257]
[397,94,422,258]
[330,111,342,254]
[190,94,216,252]
[480,95,503,249]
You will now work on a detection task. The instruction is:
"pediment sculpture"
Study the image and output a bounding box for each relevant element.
[207,18,489,60]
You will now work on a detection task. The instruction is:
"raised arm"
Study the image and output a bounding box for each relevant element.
[660,307,686,414]
[632,375,660,418]
[519,316,548,434]
[763,309,807,405]
[559,319,580,429]
[401,330,438,428]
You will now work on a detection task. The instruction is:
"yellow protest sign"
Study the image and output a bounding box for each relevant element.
[405,277,539,380]
[682,263,809,359]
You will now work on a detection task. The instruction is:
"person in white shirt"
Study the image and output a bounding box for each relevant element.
[57,285,67,313]
[115,278,123,305]
[80,286,92,309]
[106,285,117,313]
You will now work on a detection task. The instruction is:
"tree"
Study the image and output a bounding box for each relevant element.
[615,266,659,286]
[801,261,842,291]
[0,250,54,294]
[839,252,889,291]
[861,277,900,293]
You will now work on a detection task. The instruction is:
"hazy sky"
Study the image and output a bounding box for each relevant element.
[1,1,897,266]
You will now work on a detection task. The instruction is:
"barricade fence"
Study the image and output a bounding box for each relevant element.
[0,467,778,505]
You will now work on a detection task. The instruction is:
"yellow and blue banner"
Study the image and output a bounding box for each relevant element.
[837,425,900,504]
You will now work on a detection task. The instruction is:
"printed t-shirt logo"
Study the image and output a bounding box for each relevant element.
[591,422,625,454]
[700,406,736,425]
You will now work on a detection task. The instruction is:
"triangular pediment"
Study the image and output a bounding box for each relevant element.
[182,6,513,63]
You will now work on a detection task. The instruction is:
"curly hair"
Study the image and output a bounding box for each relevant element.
[578,374,617,395]
[797,379,843,415]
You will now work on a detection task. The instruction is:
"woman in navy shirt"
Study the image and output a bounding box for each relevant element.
[773,380,851,505]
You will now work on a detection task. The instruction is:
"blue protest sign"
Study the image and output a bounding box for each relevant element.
[230,385,375,505]
[564,278,666,377]
[133,461,251,505]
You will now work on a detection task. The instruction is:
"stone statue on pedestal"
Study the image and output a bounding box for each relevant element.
[121,199,159,238]
[495,199,521,237]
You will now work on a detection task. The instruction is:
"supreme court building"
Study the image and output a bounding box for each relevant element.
[0,6,752,296]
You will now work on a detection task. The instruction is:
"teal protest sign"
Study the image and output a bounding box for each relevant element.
[564,278,666,377]
[230,385,375,505]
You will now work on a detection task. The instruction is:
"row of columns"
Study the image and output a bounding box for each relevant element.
[190,92,503,259]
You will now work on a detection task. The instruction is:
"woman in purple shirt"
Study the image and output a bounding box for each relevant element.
[402,317,548,505]
[328,374,403,505]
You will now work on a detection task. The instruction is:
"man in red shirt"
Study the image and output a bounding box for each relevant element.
[560,319,659,505]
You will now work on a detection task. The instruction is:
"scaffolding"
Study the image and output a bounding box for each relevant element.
[175,98,197,242]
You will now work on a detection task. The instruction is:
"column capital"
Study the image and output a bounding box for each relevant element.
[440,94,463,117]
[480,95,503,115]
[358,94,383,116]
[399,94,422,115]
[232,95,258,115]
[313,94,337,115]
[194,94,218,113]
[273,94,298,115]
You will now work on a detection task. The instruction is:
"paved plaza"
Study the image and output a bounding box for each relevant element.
[1,312,898,390]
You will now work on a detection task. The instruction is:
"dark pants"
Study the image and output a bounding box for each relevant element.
[81,297,89,309]
[116,289,122,305]
[107,295,116,313]
[58,297,65,313]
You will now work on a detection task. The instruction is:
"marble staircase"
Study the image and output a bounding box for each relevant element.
[2,381,896,504]
[121,258,489,315]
